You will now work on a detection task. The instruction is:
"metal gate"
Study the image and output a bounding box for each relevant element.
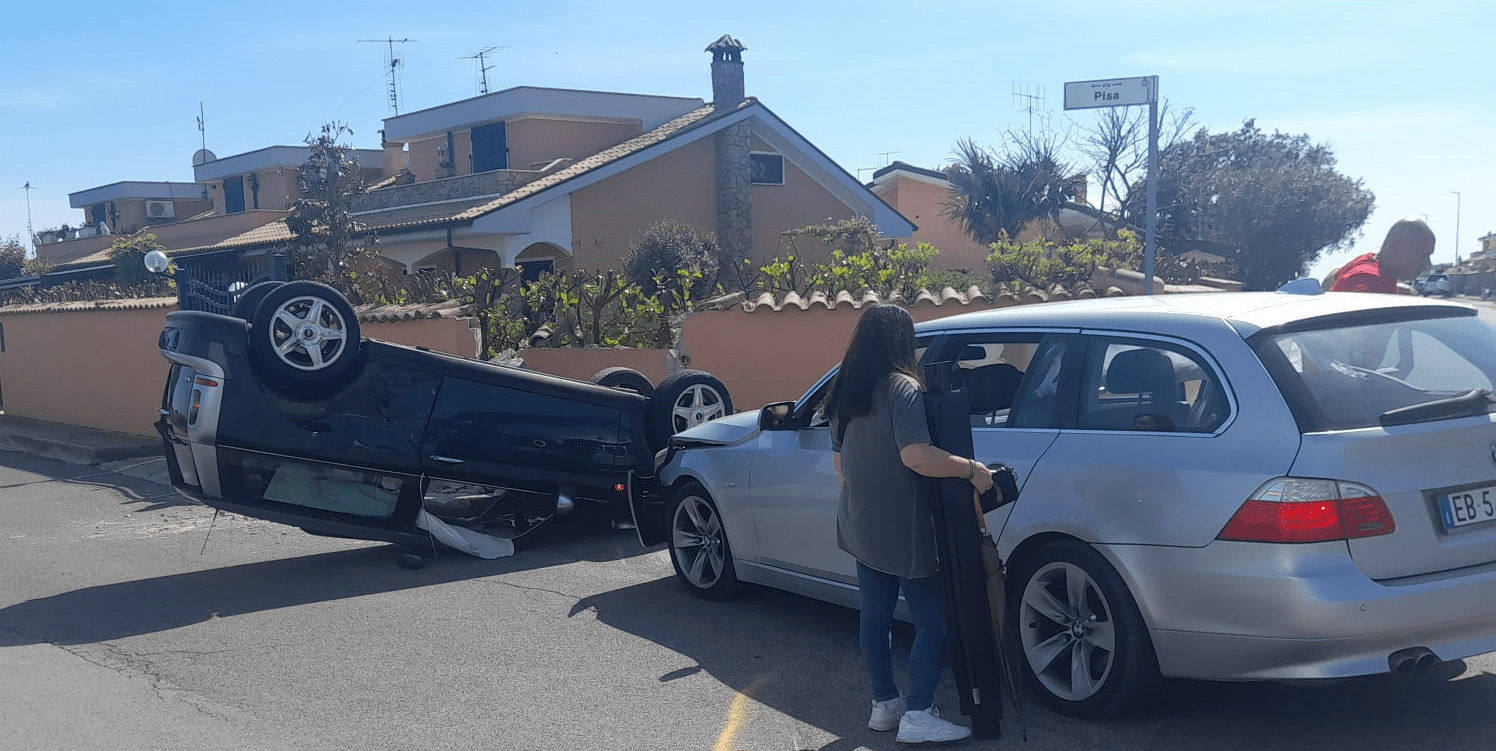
[174,255,288,315]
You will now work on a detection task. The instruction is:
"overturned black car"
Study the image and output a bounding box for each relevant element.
[155,280,732,555]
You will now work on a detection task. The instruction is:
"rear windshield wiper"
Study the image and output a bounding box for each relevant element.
[1380,389,1496,427]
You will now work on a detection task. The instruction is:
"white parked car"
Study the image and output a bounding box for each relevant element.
[1421,273,1453,297]
[637,288,1496,718]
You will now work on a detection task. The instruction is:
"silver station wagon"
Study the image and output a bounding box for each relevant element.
[639,288,1496,718]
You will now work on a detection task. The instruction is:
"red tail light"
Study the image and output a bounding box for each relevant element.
[1218,478,1395,543]
[187,377,218,426]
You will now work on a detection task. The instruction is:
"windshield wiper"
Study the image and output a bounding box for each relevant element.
[1380,389,1496,427]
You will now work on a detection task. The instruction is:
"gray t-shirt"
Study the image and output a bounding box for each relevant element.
[833,373,938,579]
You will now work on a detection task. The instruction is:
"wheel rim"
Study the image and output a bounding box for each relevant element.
[1019,560,1117,701]
[671,494,726,589]
[268,295,350,371]
[669,384,727,432]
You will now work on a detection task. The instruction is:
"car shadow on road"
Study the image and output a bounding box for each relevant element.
[572,577,1496,751]
[0,516,646,649]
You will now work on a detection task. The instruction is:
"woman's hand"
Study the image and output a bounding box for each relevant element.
[968,460,994,495]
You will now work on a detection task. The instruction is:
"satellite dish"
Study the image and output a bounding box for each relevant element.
[191,148,217,166]
[144,249,170,274]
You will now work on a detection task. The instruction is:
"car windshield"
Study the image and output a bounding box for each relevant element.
[1256,313,1496,431]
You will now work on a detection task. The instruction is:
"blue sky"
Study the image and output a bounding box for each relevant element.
[3,0,1491,280]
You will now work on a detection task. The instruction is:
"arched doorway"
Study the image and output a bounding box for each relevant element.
[514,242,568,281]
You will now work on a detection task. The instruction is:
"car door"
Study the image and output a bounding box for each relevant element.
[927,331,1072,534]
[744,373,848,582]
[421,375,630,500]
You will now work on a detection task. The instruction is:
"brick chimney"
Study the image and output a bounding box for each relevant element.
[705,35,746,107]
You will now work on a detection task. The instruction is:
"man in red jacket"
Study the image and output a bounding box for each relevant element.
[1326,217,1436,293]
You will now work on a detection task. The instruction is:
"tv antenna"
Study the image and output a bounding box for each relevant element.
[21,182,35,257]
[461,46,506,95]
[358,37,417,114]
[196,102,207,154]
[1013,84,1045,133]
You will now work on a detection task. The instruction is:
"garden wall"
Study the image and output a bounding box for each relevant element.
[0,299,484,437]
[0,284,1135,437]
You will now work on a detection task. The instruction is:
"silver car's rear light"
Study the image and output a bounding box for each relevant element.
[1217,477,1396,543]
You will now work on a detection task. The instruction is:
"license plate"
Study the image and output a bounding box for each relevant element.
[1438,486,1496,530]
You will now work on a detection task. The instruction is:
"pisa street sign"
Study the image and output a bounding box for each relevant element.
[1063,76,1157,109]
[1064,75,1160,293]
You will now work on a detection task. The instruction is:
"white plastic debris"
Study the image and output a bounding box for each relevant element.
[415,509,515,559]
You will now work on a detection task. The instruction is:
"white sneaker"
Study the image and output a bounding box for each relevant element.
[868,696,904,731]
[896,708,972,744]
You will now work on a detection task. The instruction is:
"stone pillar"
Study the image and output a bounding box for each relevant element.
[706,35,752,278]
[716,122,752,273]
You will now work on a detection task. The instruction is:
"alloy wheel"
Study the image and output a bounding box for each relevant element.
[1019,560,1118,701]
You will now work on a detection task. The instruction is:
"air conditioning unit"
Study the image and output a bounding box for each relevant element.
[145,200,176,220]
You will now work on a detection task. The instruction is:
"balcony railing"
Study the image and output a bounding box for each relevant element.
[352,160,570,212]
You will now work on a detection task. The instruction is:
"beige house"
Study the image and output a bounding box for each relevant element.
[34,181,216,268]
[43,36,914,287]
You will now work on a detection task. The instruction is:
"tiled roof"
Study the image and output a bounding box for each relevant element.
[126,103,724,261]
[702,284,1134,312]
[0,297,178,315]
[355,299,467,322]
[354,103,720,233]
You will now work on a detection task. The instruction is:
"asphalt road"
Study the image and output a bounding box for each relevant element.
[6,415,1496,748]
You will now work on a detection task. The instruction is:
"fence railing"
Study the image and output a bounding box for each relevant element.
[175,255,288,315]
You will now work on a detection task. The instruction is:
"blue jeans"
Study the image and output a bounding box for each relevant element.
[856,561,947,712]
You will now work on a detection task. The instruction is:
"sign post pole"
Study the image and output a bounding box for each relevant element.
[1064,75,1160,294]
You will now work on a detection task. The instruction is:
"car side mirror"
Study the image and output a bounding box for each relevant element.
[759,401,795,430]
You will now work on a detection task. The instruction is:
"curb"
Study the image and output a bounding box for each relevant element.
[0,433,159,465]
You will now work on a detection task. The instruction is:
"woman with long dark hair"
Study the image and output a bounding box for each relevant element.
[822,303,992,744]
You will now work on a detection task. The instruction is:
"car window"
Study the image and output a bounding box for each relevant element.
[1259,314,1496,431]
[928,334,1047,428]
[1006,337,1074,429]
[1077,338,1228,433]
[224,450,406,518]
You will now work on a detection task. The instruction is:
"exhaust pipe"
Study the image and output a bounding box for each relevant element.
[1388,647,1436,674]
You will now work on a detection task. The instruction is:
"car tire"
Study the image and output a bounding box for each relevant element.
[231,281,284,321]
[648,369,733,449]
[666,482,740,600]
[589,366,656,398]
[1011,539,1159,719]
[248,281,362,395]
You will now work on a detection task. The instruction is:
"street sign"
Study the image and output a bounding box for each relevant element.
[1063,74,1161,293]
[1063,76,1156,110]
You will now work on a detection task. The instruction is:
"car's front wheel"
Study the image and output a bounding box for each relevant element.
[648,370,732,449]
[1013,539,1158,719]
[666,482,740,600]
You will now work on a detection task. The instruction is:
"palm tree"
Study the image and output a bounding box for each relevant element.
[943,134,1080,245]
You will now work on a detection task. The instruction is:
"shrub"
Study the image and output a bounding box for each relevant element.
[622,219,721,299]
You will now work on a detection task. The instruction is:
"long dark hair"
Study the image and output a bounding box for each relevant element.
[821,303,923,437]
